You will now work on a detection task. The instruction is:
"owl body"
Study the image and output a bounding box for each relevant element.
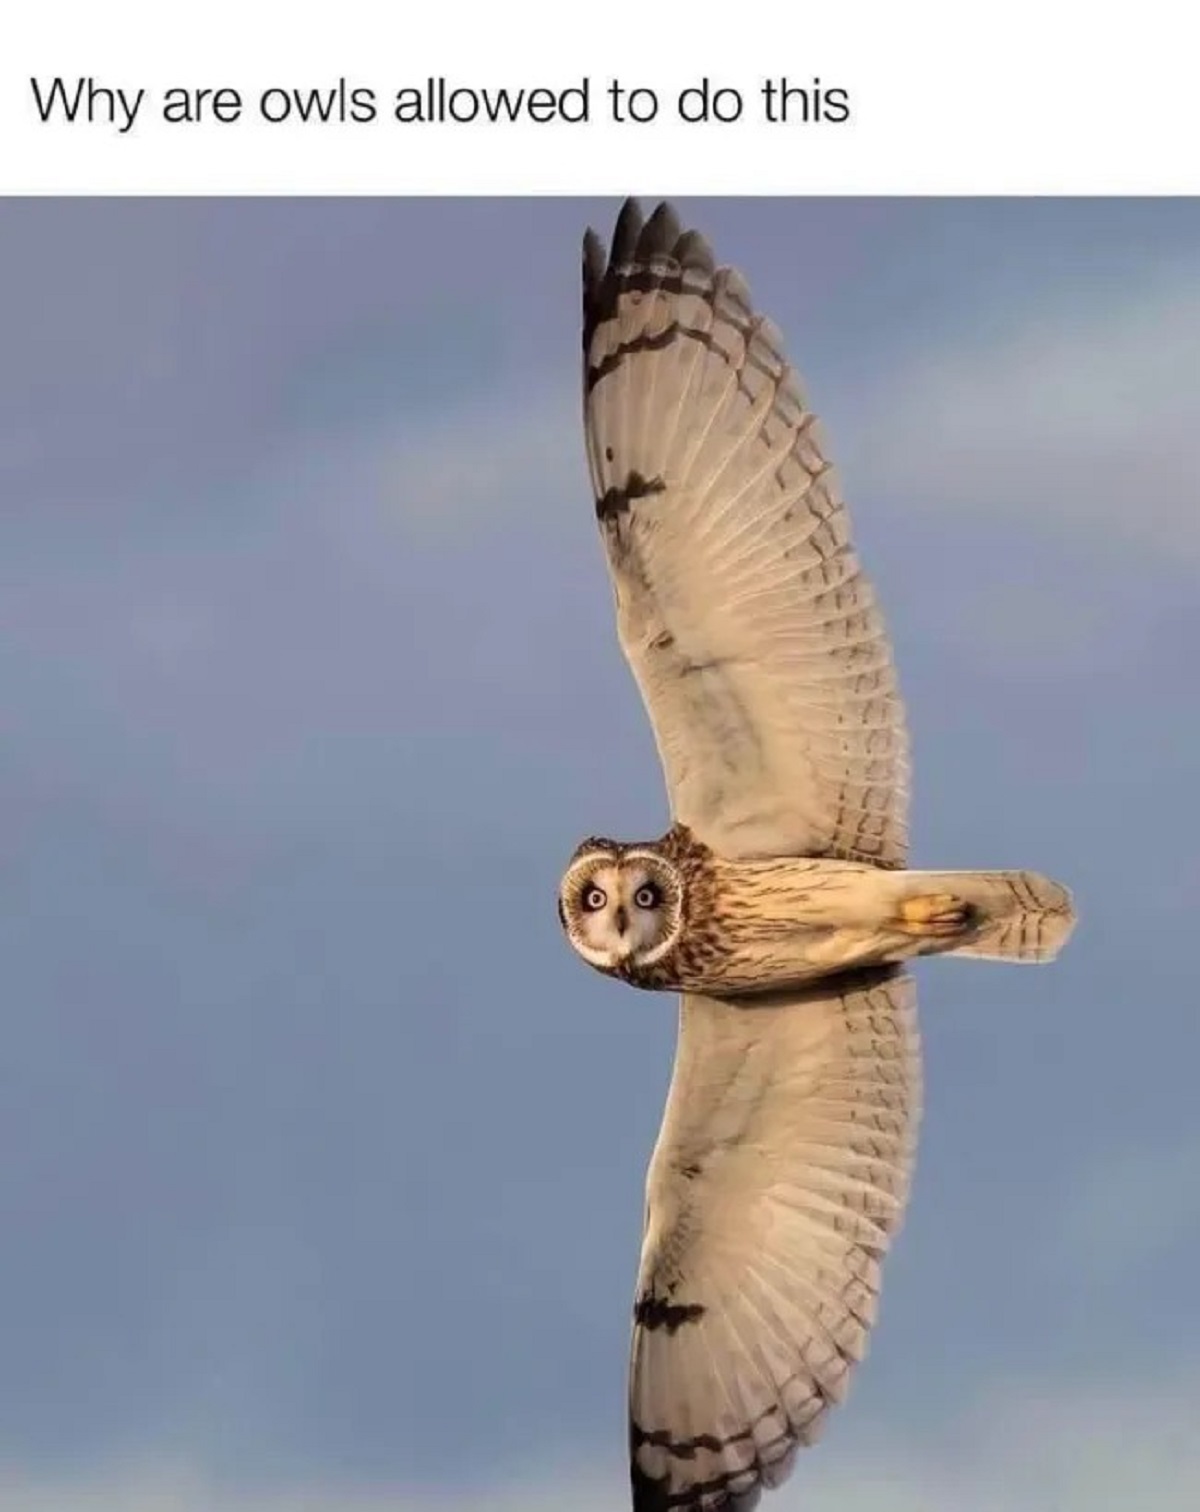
[558,824,1060,995]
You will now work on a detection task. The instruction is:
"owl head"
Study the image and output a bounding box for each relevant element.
[557,837,684,978]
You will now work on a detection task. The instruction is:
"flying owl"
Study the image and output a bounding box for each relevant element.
[557,200,1076,1512]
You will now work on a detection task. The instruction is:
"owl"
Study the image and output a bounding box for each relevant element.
[557,200,1076,1512]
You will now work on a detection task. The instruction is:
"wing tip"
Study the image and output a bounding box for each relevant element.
[582,197,720,349]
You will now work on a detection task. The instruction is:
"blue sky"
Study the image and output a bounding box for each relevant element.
[3,197,1199,1510]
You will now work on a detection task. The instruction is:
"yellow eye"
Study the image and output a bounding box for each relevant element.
[634,883,661,909]
[582,885,607,912]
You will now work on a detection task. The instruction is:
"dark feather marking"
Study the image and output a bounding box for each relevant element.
[596,469,667,522]
[586,313,782,396]
[583,265,685,350]
[587,321,680,389]
[633,1414,791,1459]
[632,1457,763,1511]
[630,1399,794,1508]
[634,1293,707,1333]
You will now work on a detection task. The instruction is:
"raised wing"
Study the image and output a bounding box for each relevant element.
[629,969,920,1511]
[583,200,909,867]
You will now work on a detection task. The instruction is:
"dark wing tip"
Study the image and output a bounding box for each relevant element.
[637,200,684,259]
[674,228,716,275]
[610,196,647,263]
[581,198,719,352]
[582,226,608,296]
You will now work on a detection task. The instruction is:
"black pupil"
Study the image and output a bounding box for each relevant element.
[584,887,606,910]
[636,884,660,908]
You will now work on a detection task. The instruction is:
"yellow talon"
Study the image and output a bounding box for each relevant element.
[897,892,973,937]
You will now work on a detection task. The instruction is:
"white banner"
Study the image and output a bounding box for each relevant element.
[3,0,1198,194]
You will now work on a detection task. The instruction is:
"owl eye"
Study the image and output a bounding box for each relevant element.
[634,882,662,910]
[581,885,607,912]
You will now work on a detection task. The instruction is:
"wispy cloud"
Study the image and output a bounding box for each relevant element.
[373,390,580,536]
[849,260,1200,559]
[3,1369,1198,1510]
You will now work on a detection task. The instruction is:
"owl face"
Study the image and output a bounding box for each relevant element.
[558,844,684,977]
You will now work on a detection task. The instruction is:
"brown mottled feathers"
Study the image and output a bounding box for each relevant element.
[581,197,910,870]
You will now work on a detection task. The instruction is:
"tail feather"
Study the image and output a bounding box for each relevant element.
[907,869,1076,964]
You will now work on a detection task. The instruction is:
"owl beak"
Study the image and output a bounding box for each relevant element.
[614,904,629,936]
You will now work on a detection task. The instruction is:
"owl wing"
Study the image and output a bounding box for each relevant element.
[629,968,920,1511]
[583,200,909,866]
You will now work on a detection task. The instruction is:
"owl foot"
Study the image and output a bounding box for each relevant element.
[895,892,974,938]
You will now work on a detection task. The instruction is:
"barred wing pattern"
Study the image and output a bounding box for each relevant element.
[583,200,909,867]
[630,970,921,1511]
